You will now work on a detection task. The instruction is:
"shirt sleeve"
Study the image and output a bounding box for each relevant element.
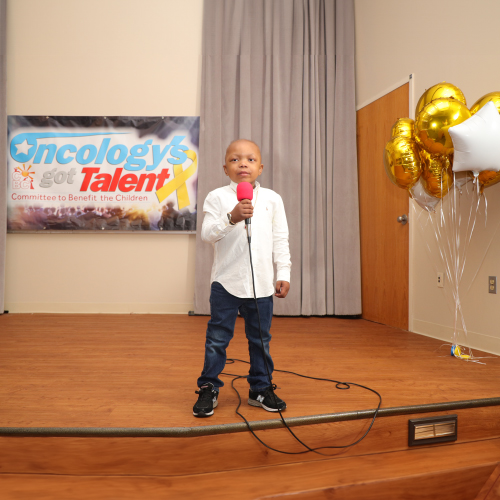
[272,195,291,283]
[201,191,239,244]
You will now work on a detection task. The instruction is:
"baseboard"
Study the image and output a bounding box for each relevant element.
[4,302,194,314]
[412,319,500,357]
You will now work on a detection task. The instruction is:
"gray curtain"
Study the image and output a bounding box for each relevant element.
[194,0,361,316]
[0,0,6,315]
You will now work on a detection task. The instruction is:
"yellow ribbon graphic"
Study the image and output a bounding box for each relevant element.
[155,150,197,209]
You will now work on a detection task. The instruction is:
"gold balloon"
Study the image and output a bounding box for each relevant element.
[470,92,500,115]
[391,118,414,139]
[384,136,422,190]
[414,98,471,156]
[478,170,500,190]
[415,82,467,117]
[419,151,454,198]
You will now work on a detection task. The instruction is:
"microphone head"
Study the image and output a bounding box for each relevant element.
[236,182,253,201]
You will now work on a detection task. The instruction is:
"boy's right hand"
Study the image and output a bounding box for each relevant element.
[230,200,253,224]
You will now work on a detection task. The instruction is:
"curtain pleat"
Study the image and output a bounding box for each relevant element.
[332,0,361,315]
[195,0,361,316]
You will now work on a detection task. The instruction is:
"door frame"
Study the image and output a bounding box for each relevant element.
[356,73,416,332]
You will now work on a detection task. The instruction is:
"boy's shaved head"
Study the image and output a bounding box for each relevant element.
[225,139,261,157]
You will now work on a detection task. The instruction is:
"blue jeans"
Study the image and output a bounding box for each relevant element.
[197,282,274,392]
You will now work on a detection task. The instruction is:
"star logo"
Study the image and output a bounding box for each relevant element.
[14,139,32,156]
[450,101,500,174]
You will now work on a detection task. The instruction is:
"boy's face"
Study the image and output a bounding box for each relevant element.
[223,140,263,186]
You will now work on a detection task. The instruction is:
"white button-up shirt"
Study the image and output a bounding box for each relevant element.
[201,181,291,298]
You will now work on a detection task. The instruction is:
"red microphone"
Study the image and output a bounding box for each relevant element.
[236,181,253,201]
[236,182,253,239]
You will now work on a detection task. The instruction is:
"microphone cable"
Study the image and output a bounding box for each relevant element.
[220,230,382,456]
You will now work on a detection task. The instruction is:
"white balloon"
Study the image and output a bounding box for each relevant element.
[449,101,500,173]
[410,179,440,212]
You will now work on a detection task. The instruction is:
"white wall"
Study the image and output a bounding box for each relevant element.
[354,0,500,354]
[5,0,203,313]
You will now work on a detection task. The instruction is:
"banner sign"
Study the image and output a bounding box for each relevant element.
[7,116,199,232]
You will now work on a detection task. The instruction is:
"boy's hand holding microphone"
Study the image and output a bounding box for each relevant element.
[230,199,253,224]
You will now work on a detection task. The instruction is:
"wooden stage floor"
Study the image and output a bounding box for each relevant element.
[2,314,500,499]
[0,314,499,431]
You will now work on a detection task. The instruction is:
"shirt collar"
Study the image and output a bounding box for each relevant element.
[229,180,260,192]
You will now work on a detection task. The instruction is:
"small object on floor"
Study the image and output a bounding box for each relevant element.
[248,385,286,412]
[451,344,471,359]
[193,383,218,417]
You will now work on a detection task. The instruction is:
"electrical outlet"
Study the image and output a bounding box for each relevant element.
[489,276,497,294]
[437,272,444,288]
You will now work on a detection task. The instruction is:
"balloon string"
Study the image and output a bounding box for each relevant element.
[458,182,481,285]
[453,179,460,343]
[484,192,488,226]
[416,202,460,324]
[416,204,467,346]
[414,173,483,354]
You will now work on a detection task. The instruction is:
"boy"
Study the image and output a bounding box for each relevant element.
[193,139,291,417]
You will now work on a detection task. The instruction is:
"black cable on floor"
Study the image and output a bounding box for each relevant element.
[221,359,382,455]
[222,230,382,456]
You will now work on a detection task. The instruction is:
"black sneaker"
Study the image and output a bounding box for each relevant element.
[248,385,286,412]
[193,383,218,417]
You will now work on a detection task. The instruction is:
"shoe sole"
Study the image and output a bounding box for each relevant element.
[248,398,286,412]
[193,399,218,417]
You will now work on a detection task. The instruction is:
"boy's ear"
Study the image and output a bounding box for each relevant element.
[223,164,228,176]
[259,164,264,175]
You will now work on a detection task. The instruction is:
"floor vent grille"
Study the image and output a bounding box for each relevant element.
[409,415,457,446]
